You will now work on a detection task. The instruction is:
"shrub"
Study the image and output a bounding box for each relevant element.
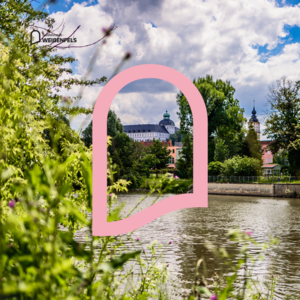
[208,161,224,176]
[222,156,262,176]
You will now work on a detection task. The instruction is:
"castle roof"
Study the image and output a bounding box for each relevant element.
[123,124,169,134]
[159,110,175,126]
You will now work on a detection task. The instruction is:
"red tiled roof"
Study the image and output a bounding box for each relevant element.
[262,164,278,168]
[141,140,172,148]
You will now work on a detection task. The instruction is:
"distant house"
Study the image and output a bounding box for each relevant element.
[261,140,274,164]
[262,164,281,176]
[167,145,181,168]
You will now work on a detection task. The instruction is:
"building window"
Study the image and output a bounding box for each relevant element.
[267,151,270,155]
[172,149,175,154]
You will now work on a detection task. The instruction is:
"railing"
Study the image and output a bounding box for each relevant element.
[208,175,300,184]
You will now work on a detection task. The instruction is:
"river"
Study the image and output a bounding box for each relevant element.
[107,192,300,299]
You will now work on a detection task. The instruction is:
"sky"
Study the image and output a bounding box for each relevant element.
[32,0,300,139]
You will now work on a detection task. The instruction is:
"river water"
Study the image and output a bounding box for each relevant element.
[109,192,300,299]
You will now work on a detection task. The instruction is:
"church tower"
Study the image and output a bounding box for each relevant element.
[248,100,260,140]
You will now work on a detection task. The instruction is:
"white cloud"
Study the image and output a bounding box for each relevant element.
[45,0,300,136]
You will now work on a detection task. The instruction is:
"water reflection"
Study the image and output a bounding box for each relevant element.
[112,193,300,299]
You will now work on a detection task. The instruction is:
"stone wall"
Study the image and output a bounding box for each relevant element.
[274,184,300,197]
[208,183,300,197]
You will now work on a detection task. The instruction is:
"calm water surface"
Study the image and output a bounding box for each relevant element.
[107,193,300,298]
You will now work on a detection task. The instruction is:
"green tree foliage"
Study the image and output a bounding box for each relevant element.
[81,121,93,148]
[176,75,246,163]
[176,134,193,179]
[0,2,170,298]
[108,133,142,188]
[239,122,263,161]
[140,154,160,178]
[264,77,300,175]
[148,139,171,170]
[214,137,230,162]
[222,156,262,176]
[167,131,182,146]
[208,161,224,176]
[81,110,123,148]
[107,109,124,137]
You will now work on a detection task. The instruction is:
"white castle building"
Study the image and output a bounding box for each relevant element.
[123,111,179,142]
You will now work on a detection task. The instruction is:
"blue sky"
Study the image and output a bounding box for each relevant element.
[32,0,300,139]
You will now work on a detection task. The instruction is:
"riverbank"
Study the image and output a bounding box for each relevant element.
[132,177,193,194]
[208,182,300,197]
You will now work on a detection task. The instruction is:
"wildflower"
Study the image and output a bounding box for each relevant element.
[73,193,78,198]
[9,200,15,208]
[174,175,178,179]
[169,241,173,244]
[167,264,169,267]
[246,231,252,237]
[143,250,146,253]
[109,194,113,197]
[136,238,140,241]
[211,295,217,300]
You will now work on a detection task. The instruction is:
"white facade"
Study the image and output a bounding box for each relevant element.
[126,131,170,142]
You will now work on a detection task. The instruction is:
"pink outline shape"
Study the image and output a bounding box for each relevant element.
[93,64,207,236]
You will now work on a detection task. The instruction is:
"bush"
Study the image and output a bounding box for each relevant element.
[208,161,224,175]
[222,156,262,176]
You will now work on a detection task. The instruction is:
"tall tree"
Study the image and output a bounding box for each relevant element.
[148,139,171,170]
[264,77,300,175]
[176,75,246,163]
[243,122,263,162]
[81,110,123,147]
[176,133,193,178]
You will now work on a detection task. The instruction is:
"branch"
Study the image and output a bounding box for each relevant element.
[54,24,118,49]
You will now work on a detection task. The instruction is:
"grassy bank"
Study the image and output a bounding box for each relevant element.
[136,174,193,194]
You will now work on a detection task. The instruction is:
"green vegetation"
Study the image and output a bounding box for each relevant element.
[139,175,193,194]
[166,130,182,146]
[208,156,262,176]
[177,75,246,163]
[0,1,170,298]
[264,77,300,176]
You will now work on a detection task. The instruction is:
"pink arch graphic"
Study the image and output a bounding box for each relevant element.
[93,64,207,236]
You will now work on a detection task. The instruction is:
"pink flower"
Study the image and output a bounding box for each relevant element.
[246,231,252,237]
[136,238,140,241]
[174,176,178,179]
[109,194,113,197]
[9,200,15,208]
[169,241,173,244]
[211,295,217,300]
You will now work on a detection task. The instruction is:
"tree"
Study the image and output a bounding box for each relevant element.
[167,131,182,146]
[176,75,246,163]
[264,77,300,175]
[140,154,160,178]
[176,133,193,179]
[148,139,171,170]
[242,122,263,161]
[0,0,113,172]
[107,110,124,138]
[81,121,93,148]
[214,137,230,162]
[81,110,123,147]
